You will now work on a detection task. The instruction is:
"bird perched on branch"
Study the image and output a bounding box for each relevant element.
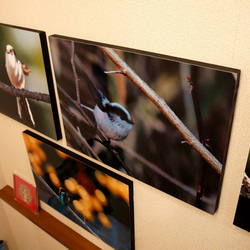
[85,80,134,141]
[5,44,35,126]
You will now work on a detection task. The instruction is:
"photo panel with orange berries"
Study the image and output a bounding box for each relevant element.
[22,130,134,250]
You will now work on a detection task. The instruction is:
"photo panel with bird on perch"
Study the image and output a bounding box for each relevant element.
[49,35,240,214]
[0,24,61,140]
[22,130,135,250]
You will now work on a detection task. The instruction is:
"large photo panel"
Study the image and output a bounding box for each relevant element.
[49,35,240,214]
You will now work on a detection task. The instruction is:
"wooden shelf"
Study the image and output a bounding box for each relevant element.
[0,185,100,250]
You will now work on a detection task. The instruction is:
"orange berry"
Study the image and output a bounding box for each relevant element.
[49,172,61,188]
[56,150,68,159]
[95,189,108,206]
[98,212,112,229]
[91,196,103,212]
[64,178,78,194]
[95,171,107,186]
[77,185,91,201]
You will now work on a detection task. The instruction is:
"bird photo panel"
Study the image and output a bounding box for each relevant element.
[0,24,61,140]
[49,35,240,214]
[22,130,135,250]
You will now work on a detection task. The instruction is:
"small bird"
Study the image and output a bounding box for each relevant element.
[86,80,134,141]
[5,44,35,126]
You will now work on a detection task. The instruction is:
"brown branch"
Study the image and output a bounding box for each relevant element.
[0,81,50,103]
[98,46,222,174]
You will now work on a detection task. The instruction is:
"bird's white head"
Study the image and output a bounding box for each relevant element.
[6,45,14,55]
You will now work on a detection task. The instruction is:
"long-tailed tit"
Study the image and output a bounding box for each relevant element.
[5,44,35,126]
[85,80,134,141]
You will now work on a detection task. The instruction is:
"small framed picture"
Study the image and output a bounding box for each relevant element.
[23,130,135,250]
[49,35,240,214]
[0,23,61,140]
[13,172,39,214]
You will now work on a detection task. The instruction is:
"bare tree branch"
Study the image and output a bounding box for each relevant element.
[98,46,222,174]
[0,80,50,103]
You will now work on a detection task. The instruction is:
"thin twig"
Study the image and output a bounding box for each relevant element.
[62,114,102,161]
[104,70,124,75]
[98,46,222,174]
[57,84,96,129]
[0,81,50,103]
[187,69,207,208]
[188,72,205,142]
[71,41,81,104]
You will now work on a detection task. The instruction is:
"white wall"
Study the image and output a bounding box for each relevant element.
[0,1,250,249]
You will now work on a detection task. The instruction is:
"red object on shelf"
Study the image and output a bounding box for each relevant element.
[13,174,39,214]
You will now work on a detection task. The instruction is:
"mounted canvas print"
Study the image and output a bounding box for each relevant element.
[23,130,134,250]
[49,35,240,214]
[0,24,61,140]
[234,149,250,232]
